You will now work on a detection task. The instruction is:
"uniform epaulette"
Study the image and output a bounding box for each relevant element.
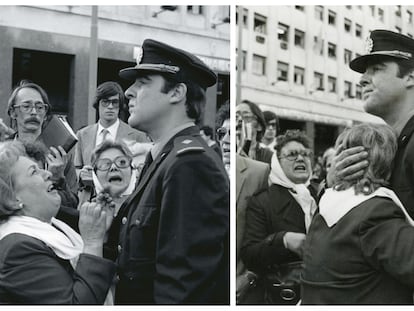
[174,136,205,156]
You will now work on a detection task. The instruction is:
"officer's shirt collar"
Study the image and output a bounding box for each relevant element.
[151,122,195,159]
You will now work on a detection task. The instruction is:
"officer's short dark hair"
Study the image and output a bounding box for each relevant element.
[93,81,125,111]
[161,74,206,125]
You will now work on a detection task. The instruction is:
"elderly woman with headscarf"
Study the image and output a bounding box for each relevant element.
[301,123,414,305]
[0,141,116,304]
[241,130,318,304]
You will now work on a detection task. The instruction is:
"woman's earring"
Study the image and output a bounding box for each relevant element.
[18,202,24,209]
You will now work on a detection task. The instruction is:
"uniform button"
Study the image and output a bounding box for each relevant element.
[115,274,120,282]
[117,244,122,253]
[135,219,141,225]
[122,217,127,225]
[402,135,407,142]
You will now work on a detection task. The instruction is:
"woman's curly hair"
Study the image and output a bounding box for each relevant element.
[334,123,397,195]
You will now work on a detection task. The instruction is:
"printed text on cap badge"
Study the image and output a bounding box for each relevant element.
[136,46,143,65]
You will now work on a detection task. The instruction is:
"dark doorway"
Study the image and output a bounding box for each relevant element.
[278,118,306,134]
[216,73,230,112]
[97,58,135,123]
[12,48,73,123]
[314,123,338,158]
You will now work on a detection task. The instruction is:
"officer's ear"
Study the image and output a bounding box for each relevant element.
[169,83,187,104]
[405,68,414,89]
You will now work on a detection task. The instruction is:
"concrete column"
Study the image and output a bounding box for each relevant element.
[305,120,315,152]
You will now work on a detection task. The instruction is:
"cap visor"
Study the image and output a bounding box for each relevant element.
[350,53,409,73]
[119,67,168,80]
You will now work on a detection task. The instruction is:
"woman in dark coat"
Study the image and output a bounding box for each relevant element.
[0,141,116,304]
[241,130,318,304]
[302,123,414,304]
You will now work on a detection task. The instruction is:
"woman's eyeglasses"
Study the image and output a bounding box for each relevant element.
[95,155,131,171]
[279,150,312,161]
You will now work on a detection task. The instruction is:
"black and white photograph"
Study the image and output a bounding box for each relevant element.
[0,5,230,305]
[235,4,414,305]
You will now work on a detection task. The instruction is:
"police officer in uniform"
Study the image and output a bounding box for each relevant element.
[110,39,229,304]
[329,30,414,219]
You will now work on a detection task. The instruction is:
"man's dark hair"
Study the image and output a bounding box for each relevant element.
[161,74,206,124]
[240,99,266,142]
[93,81,126,112]
[200,125,214,139]
[215,99,230,129]
[263,110,279,131]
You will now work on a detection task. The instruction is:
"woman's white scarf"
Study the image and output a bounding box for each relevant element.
[0,215,83,268]
[268,153,317,232]
[320,186,414,227]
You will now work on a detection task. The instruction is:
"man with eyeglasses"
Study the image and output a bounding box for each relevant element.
[261,111,279,151]
[5,81,79,229]
[109,39,229,304]
[74,81,149,189]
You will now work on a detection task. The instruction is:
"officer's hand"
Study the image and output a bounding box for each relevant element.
[79,201,106,255]
[46,146,68,179]
[284,232,306,258]
[326,145,369,187]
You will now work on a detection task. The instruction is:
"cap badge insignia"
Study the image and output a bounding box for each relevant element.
[365,35,374,54]
[136,46,143,65]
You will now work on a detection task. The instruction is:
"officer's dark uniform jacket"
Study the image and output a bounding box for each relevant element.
[391,114,414,218]
[107,125,229,304]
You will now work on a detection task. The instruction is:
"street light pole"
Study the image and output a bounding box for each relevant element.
[236,5,243,105]
[88,5,98,125]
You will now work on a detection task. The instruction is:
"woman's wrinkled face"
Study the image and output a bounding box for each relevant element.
[11,156,61,221]
[95,148,132,197]
[278,141,312,184]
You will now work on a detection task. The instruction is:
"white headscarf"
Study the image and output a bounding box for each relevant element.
[268,153,317,232]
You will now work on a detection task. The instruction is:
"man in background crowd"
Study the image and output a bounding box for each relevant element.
[261,110,278,151]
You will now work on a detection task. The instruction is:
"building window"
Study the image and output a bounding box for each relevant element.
[378,8,384,22]
[278,23,289,48]
[315,6,324,21]
[356,24,362,37]
[314,36,324,55]
[277,61,289,81]
[295,6,305,12]
[294,66,305,85]
[254,13,267,34]
[253,54,266,75]
[344,81,352,98]
[236,7,248,28]
[346,5,352,10]
[356,84,362,99]
[328,76,337,93]
[294,29,305,48]
[344,49,352,64]
[328,42,336,58]
[408,10,413,23]
[344,18,352,33]
[328,10,336,25]
[396,26,402,33]
[369,5,375,17]
[187,6,203,15]
[396,5,402,17]
[314,72,324,90]
[356,53,361,58]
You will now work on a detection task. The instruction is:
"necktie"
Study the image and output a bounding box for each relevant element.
[101,129,109,142]
[138,151,153,183]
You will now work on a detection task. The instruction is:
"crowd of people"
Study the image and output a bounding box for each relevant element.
[0,39,230,304]
[237,29,414,305]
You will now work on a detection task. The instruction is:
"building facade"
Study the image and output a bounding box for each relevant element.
[236,5,414,156]
[0,5,230,132]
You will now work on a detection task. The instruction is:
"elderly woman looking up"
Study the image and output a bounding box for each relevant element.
[241,130,318,304]
[301,123,414,305]
[0,141,116,304]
